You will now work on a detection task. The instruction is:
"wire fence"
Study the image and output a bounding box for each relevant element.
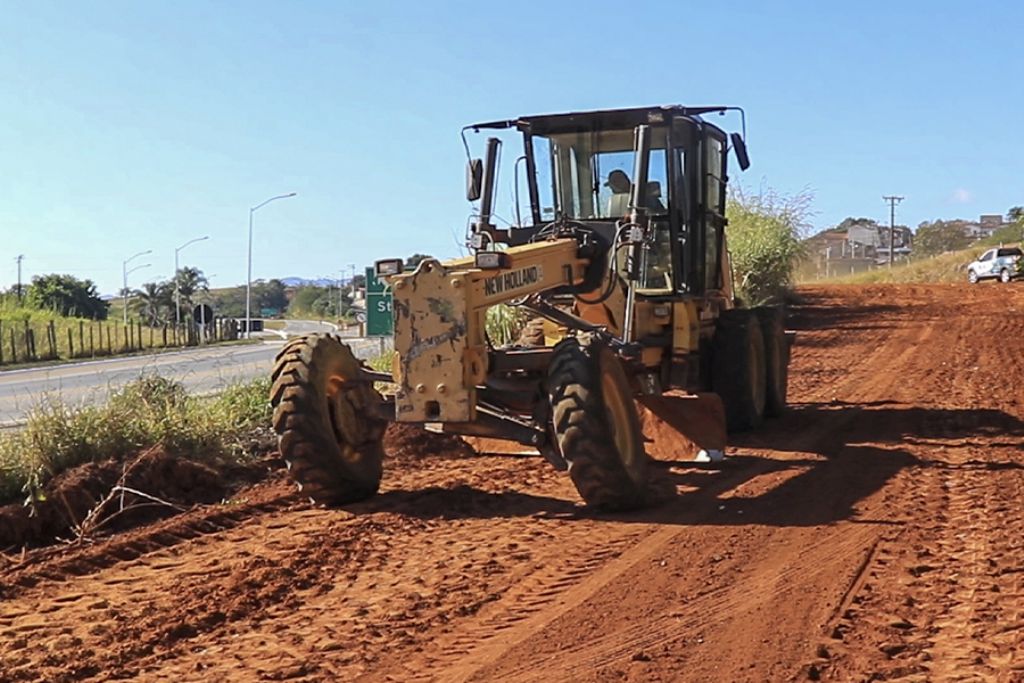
[0,318,241,367]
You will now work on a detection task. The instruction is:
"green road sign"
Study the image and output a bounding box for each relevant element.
[365,267,393,337]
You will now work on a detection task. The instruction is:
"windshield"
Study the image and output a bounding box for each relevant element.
[531,127,669,221]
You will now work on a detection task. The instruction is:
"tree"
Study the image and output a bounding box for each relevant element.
[253,279,288,315]
[134,282,168,325]
[173,266,209,314]
[26,274,109,319]
[1008,206,1024,223]
[405,253,433,269]
[914,220,972,257]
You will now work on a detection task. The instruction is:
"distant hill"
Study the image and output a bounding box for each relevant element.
[279,277,339,288]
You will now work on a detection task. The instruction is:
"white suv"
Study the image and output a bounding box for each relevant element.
[967,247,1023,284]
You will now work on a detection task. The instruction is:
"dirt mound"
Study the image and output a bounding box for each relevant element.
[0,448,251,550]
[384,422,475,460]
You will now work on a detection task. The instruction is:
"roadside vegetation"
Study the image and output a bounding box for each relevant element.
[0,376,271,506]
[0,270,241,368]
[823,240,1023,285]
[726,186,811,304]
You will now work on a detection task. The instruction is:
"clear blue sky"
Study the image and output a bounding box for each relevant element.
[2,1,1022,295]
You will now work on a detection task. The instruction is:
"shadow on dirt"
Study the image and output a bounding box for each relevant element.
[349,484,578,520]
[631,399,1024,528]
[348,399,1024,529]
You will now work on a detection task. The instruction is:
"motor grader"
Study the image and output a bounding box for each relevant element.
[270,105,789,510]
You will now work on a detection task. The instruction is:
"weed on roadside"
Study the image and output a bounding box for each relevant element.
[0,375,273,506]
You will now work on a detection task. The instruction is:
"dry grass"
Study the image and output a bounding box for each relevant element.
[815,242,1021,285]
[0,376,271,506]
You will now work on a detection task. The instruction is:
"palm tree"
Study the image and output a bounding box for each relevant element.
[173,267,209,318]
[135,282,165,326]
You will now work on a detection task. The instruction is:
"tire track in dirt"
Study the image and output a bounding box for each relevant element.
[375,288,941,682]
[810,283,1024,681]
[2,284,1022,682]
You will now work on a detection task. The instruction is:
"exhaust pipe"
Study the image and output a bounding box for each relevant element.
[622,124,652,344]
[475,137,501,234]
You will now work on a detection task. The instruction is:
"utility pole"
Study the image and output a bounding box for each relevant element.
[882,195,904,268]
[15,255,24,304]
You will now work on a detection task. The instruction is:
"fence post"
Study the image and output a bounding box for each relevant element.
[0,320,3,365]
[67,328,74,358]
[79,321,84,358]
[90,324,95,357]
[10,328,16,363]
[48,321,57,358]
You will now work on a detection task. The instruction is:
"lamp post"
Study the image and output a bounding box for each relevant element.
[246,192,297,338]
[122,250,152,325]
[174,235,210,325]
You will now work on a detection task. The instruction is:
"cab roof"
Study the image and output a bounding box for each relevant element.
[467,104,738,135]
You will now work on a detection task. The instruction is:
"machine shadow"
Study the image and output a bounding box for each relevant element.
[342,401,1024,527]
[626,400,1024,528]
[344,484,579,520]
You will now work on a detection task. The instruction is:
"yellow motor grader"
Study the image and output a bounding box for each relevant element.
[270,105,789,510]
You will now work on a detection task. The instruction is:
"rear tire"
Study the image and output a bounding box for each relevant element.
[754,307,788,418]
[270,334,387,504]
[1000,268,1012,283]
[711,309,767,432]
[547,334,649,510]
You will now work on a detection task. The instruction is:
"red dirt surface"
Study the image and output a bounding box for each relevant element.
[2,283,1024,682]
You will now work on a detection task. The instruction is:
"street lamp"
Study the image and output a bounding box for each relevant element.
[174,235,210,325]
[122,250,152,325]
[246,192,297,338]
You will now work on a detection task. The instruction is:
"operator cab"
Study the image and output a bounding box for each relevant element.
[465,105,749,299]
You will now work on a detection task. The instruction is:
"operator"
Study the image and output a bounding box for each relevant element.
[604,169,632,217]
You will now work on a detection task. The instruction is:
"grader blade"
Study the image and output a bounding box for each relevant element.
[636,392,727,463]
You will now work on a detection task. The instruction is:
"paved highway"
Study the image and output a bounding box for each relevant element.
[0,328,390,427]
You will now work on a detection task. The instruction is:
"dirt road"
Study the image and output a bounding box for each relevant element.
[2,283,1023,682]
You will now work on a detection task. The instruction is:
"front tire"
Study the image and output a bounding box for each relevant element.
[968,269,979,284]
[270,334,387,504]
[547,334,649,510]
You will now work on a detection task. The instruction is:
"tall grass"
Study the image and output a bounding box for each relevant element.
[727,187,811,305]
[0,376,271,505]
[817,241,1022,285]
[485,304,529,346]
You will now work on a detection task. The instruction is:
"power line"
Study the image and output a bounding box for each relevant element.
[882,196,904,268]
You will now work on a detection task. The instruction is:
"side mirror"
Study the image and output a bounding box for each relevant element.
[730,133,751,171]
[466,159,483,201]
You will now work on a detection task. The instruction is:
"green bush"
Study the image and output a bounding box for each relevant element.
[727,187,811,305]
[485,304,528,346]
[0,376,272,505]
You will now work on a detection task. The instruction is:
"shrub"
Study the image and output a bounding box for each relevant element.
[0,375,272,505]
[727,186,812,305]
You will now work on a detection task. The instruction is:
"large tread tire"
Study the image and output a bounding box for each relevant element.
[711,309,767,432]
[270,334,387,504]
[547,334,649,510]
[754,306,789,418]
